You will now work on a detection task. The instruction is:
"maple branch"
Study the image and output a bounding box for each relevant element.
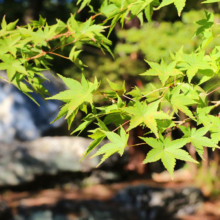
[164,117,195,136]
[127,143,146,148]
[101,92,117,103]
[47,31,75,41]
[48,51,70,60]
[159,86,169,98]
[142,87,169,98]
[27,51,46,60]
[0,77,9,83]
[52,39,77,52]
[91,13,101,20]
[206,82,220,93]
[123,94,136,102]
[207,86,220,96]
[112,120,130,133]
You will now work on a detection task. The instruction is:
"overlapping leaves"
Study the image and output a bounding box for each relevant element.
[179,125,219,159]
[141,136,197,179]
[123,100,172,138]
[47,74,99,129]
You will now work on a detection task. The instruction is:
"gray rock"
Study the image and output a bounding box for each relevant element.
[113,185,203,219]
[0,71,65,143]
[0,200,12,220]
[0,136,107,186]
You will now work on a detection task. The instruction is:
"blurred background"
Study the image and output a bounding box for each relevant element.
[0,0,220,219]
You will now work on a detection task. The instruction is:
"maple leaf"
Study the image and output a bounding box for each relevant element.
[167,85,198,119]
[178,52,214,83]
[141,136,197,179]
[202,0,220,3]
[91,127,129,167]
[156,0,186,16]
[141,60,182,86]
[0,54,28,81]
[209,116,220,144]
[179,125,219,159]
[47,74,99,127]
[193,10,214,37]
[107,79,126,96]
[197,115,220,144]
[123,100,172,138]
[0,35,21,57]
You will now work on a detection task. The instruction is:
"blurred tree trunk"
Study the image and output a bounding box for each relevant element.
[23,0,44,23]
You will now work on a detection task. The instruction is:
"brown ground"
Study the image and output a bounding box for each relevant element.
[0,179,220,219]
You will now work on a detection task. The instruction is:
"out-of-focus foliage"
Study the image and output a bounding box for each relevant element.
[64,10,220,93]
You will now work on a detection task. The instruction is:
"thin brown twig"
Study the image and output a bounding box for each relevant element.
[207,86,220,96]
[142,87,169,98]
[0,77,9,83]
[48,51,70,60]
[27,51,46,60]
[206,82,220,93]
[47,31,75,41]
[101,92,117,103]
[112,120,130,133]
[91,13,101,20]
[123,94,136,102]
[159,86,170,98]
[127,143,146,148]
[164,117,194,136]
[52,39,77,52]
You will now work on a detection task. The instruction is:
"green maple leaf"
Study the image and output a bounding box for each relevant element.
[123,100,172,138]
[202,0,220,2]
[196,106,214,125]
[171,95,196,118]
[179,125,219,159]
[167,86,197,119]
[178,52,214,83]
[193,10,214,37]
[77,0,92,12]
[107,79,126,96]
[209,116,220,144]
[141,136,197,179]
[141,60,182,86]
[0,35,21,57]
[47,74,99,127]
[144,0,160,24]
[0,54,28,81]
[91,127,129,167]
[199,115,220,144]
[156,0,186,16]
[79,118,109,162]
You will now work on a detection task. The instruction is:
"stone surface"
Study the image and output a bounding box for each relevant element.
[0,136,107,187]
[0,200,12,220]
[113,185,203,219]
[0,71,65,143]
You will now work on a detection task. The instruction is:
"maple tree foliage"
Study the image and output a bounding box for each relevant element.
[1,0,220,178]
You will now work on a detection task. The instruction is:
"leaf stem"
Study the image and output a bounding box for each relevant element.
[142,87,169,98]
[207,86,220,96]
[112,120,130,132]
[52,39,77,52]
[206,82,220,93]
[101,92,117,103]
[91,13,101,20]
[127,143,146,148]
[123,94,136,102]
[0,77,9,83]
[164,117,195,135]
[48,51,70,60]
